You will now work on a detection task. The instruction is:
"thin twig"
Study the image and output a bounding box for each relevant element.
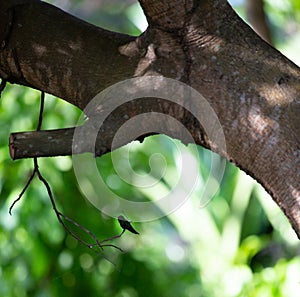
[9,90,125,262]
[37,91,44,131]
[0,79,7,98]
[59,213,123,251]
[34,158,94,247]
[57,212,103,247]
[8,90,44,213]
[100,230,125,243]
[9,169,36,215]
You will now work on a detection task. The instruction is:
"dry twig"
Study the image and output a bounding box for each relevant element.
[9,91,125,261]
[0,79,7,98]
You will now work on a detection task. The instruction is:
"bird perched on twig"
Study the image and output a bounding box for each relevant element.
[118,215,139,235]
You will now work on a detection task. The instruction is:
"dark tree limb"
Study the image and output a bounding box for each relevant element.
[9,97,210,159]
[9,128,76,159]
[0,0,140,109]
[1,0,300,237]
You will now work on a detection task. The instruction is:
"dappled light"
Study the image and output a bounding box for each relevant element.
[0,0,300,297]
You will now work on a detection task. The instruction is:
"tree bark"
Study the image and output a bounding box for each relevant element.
[1,0,299,237]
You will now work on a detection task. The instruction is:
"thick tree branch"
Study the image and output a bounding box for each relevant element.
[1,0,300,236]
[10,98,207,158]
[0,0,141,109]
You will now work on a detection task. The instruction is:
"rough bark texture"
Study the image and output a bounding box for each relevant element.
[0,0,299,236]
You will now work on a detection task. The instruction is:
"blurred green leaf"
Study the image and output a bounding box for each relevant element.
[1,1,300,297]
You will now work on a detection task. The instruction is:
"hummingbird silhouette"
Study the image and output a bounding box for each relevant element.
[118,215,139,235]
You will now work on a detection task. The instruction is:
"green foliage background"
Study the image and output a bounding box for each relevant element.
[0,1,299,296]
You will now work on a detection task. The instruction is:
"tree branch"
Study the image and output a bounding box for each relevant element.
[9,128,76,159]
[9,90,125,263]
[0,0,141,109]
[9,97,209,159]
[1,0,300,236]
